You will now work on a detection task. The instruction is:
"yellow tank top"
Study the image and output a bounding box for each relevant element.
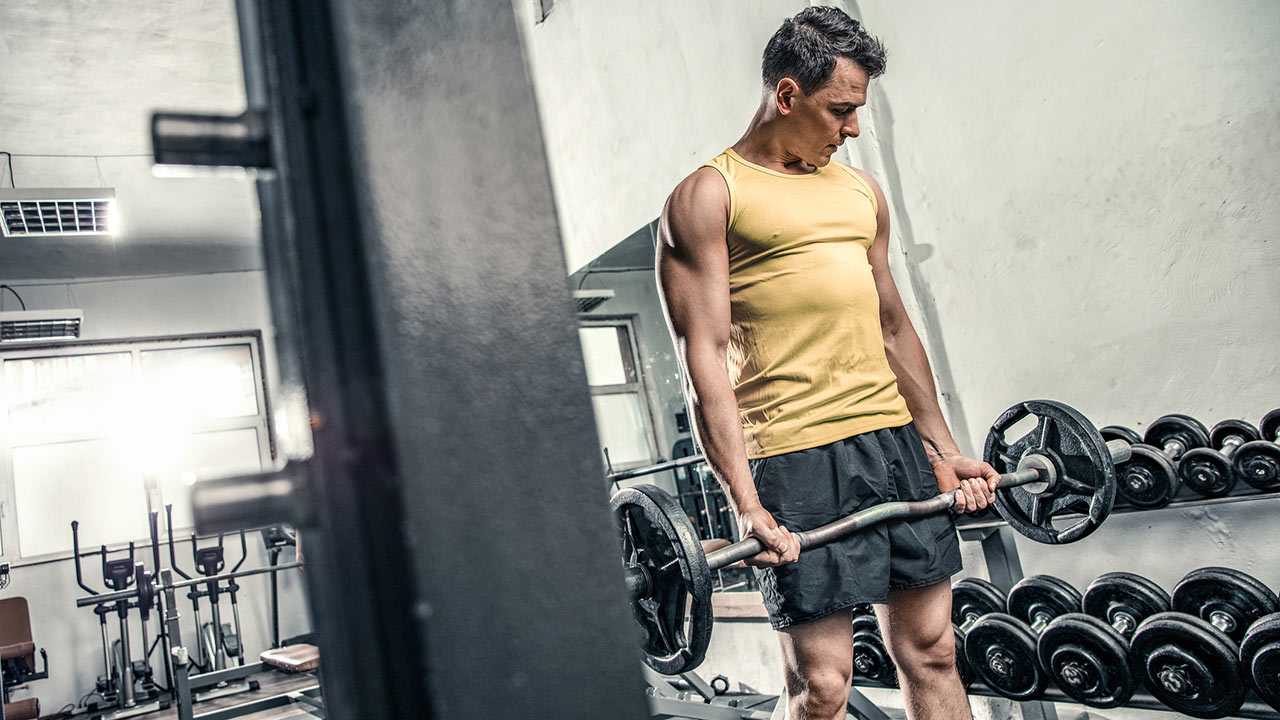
[702,148,912,458]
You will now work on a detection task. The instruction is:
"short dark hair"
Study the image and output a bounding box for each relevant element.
[762,7,887,93]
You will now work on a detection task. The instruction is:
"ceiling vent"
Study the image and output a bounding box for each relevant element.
[0,188,117,238]
[573,289,614,313]
[0,309,84,342]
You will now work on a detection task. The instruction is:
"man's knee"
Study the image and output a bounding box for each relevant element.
[885,621,956,679]
[788,665,853,714]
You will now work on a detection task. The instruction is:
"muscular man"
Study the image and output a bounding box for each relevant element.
[656,8,999,720]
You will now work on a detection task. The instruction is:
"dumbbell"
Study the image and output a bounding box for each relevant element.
[964,575,1081,700]
[1101,425,1175,508]
[1241,610,1280,713]
[1178,420,1260,498]
[850,609,898,688]
[1115,415,1209,509]
[1032,572,1170,708]
[1233,408,1280,492]
[951,578,1008,689]
[1131,567,1279,718]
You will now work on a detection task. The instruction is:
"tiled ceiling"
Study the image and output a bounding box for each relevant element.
[0,0,261,280]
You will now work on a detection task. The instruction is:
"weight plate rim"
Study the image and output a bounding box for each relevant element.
[1144,414,1210,453]
[1259,409,1280,443]
[1130,611,1246,719]
[984,399,1117,545]
[964,612,1046,701]
[1209,419,1260,449]
[1100,425,1143,447]
[1038,612,1135,709]
[611,484,714,674]
[1008,574,1083,624]
[1234,440,1280,491]
[1173,567,1280,637]
[1083,572,1171,625]
[953,577,1008,623]
[1240,612,1280,711]
[1177,447,1236,498]
[1116,445,1179,508]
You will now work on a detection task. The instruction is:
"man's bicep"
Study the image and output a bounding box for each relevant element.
[657,170,732,350]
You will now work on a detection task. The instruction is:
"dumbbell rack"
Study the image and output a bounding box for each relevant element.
[949,479,1280,720]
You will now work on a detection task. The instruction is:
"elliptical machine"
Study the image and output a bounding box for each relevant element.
[165,505,253,693]
[70,520,168,718]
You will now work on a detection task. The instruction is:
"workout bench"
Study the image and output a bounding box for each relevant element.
[0,597,48,720]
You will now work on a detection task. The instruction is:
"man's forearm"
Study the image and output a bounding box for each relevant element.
[683,351,761,514]
[883,323,961,464]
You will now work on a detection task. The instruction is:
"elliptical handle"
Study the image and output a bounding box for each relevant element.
[71,520,98,595]
[166,503,192,581]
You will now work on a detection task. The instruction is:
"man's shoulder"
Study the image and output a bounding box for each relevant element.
[669,165,730,212]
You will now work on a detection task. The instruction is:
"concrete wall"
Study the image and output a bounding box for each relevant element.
[523,1,1280,718]
[0,271,312,712]
[514,0,812,273]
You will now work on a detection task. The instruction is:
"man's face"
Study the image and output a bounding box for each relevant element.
[780,58,869,168]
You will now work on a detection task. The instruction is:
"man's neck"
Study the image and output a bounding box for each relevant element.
[732,106,818,175]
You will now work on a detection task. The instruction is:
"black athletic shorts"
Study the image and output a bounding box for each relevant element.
[748,422,964,629]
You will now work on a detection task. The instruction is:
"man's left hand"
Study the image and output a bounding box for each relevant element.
[932,455,1000,513]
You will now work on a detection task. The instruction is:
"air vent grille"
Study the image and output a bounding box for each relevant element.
[0,189,117,238]
[0,310,84,342]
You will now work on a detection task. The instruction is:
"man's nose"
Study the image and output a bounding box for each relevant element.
[842,116,860,139]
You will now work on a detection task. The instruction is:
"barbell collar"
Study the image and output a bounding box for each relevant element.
[192,462,307,534]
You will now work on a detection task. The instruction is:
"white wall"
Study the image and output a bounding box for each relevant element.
[524,1,1280,718]
[0,271,312,713]
[515,0,812,273]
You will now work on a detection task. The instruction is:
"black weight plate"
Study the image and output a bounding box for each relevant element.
[1117,445,1180,508]
[611,484,713,674]
[983,400,1116,544]
[1130,612,1246,719]
[964,613,1046,700]
[954,625,974,688]
[852,614,898,687]
[1100,425,1143,448]
[1235,440,1280,492]
[952,577,1007,626]
[1083,572,1170,637]
[1173,567,1279,643]
[1261,409,1280,444]
[1039,613,1136,708]
[1007,575,1083,627]
[1178,448,1236,498]
[1144,414,1210,459]
[1209,419,1261,449]
[1240,613,1280,712]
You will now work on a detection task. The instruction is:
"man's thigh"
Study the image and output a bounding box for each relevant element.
[777,607,856,684]
[875,579,956,661]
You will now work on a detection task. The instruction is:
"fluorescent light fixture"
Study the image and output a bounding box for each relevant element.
[573,289,615,313]
[0,309,84,342]
[0,188,117,237]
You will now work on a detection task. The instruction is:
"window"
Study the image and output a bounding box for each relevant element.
[578,318,658,472]
[0,333,272,560]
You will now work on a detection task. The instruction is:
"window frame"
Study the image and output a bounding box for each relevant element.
[578,315,661,473]
[0,331,274,565]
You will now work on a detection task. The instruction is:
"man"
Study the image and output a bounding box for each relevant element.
[655,8,1000,720]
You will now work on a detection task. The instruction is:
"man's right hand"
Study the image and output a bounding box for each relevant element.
[736,505,801,567]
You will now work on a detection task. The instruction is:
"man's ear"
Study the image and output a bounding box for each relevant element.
[775,78,800,115]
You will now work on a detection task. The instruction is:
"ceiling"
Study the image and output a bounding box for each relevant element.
[0,0,260,281]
